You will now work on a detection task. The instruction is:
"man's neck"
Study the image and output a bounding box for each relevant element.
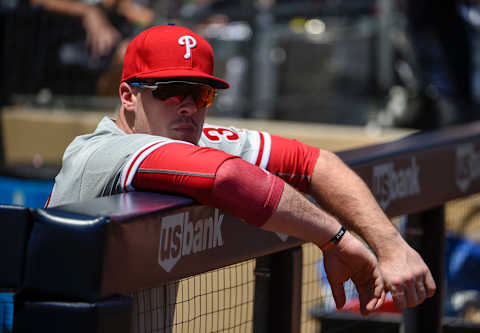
[115,107,134,134]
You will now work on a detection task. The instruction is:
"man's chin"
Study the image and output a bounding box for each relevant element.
[171,133,199,145]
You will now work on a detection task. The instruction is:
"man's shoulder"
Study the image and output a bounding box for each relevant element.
[62,117,119,156]
[65,117,161,154]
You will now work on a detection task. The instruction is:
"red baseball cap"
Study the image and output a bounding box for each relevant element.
[121,24,229,89]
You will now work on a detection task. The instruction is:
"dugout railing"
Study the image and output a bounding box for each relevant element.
[3,121,480,333]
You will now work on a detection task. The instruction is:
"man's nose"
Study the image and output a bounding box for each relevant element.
[177,95,198,116]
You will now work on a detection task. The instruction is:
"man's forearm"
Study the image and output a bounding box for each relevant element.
[261,182,342,248]
[30,0,94,17]
[309,150,408,258]
[309,150,436,308]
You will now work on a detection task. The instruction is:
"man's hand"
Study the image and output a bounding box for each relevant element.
[82,6,121,57]
[322,231,386,316]
[377,239,436,309]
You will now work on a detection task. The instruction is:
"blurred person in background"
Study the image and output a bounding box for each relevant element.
[32,0,155,95]
[388,0,476,129]
[0,0,18,108]
[5,0,154,97]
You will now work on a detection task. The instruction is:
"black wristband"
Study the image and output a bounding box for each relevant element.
[331,225,346,243]
[321,225,346,252]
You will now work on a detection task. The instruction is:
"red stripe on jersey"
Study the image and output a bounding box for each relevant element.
[44,190,53,208]
[267,135,320,193]
[123,142,161,190]
[255,132,265,167]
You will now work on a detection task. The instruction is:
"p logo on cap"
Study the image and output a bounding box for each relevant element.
[178,36,197,59]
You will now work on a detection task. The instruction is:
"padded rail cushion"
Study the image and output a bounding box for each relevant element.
[22,209,109,302]
[0,205,32,288]
[14,295,132,333]
[52,191,195,221]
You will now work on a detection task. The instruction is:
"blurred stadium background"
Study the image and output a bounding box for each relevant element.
[1,0,480,332]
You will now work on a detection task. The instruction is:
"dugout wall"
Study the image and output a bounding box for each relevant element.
[3,121,480,332]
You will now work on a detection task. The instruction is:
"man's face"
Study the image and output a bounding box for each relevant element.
[131,84,208,144]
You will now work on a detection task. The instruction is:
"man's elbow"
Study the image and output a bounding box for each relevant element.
[211,158,284,227]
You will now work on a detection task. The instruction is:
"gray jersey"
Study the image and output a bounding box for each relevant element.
[47,117,272,207]
[46,116,275,333]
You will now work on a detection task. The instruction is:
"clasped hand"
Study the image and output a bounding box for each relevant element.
[322,231,436,315]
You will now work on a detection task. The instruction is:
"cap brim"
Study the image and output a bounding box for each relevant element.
[126,69,229,89]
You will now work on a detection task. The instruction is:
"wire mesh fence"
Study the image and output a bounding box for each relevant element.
[301,243,323,333]
[131,260,255,333]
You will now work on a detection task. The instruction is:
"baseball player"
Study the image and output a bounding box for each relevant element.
[47,24,435,318]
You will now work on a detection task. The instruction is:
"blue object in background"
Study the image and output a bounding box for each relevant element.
[0,176,53,208]
[444,233,480,316]
[0,293,13,333]
[446,233,480,292]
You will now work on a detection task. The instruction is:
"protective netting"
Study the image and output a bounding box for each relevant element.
[131,260,255,333]
[300,242,323,333]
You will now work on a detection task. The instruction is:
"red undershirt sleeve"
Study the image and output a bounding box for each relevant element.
[131,142,284,226]
[266,135,320,193]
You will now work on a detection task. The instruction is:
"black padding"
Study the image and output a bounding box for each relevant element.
[0,205,32,288]
[14,296,132,333]
[53,191,195,222]
[23,209,109,302]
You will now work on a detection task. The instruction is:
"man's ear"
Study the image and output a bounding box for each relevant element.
[119,82,137,111]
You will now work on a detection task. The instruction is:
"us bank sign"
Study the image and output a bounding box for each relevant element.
[456,143,480,192]
[158,209,224,272]
[372,157,421,210]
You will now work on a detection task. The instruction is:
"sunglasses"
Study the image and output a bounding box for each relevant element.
[129,81,216,109]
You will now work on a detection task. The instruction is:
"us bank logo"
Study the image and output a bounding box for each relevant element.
[456,143,480,192]
[372,157,421,210]
[158,209,224,272]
